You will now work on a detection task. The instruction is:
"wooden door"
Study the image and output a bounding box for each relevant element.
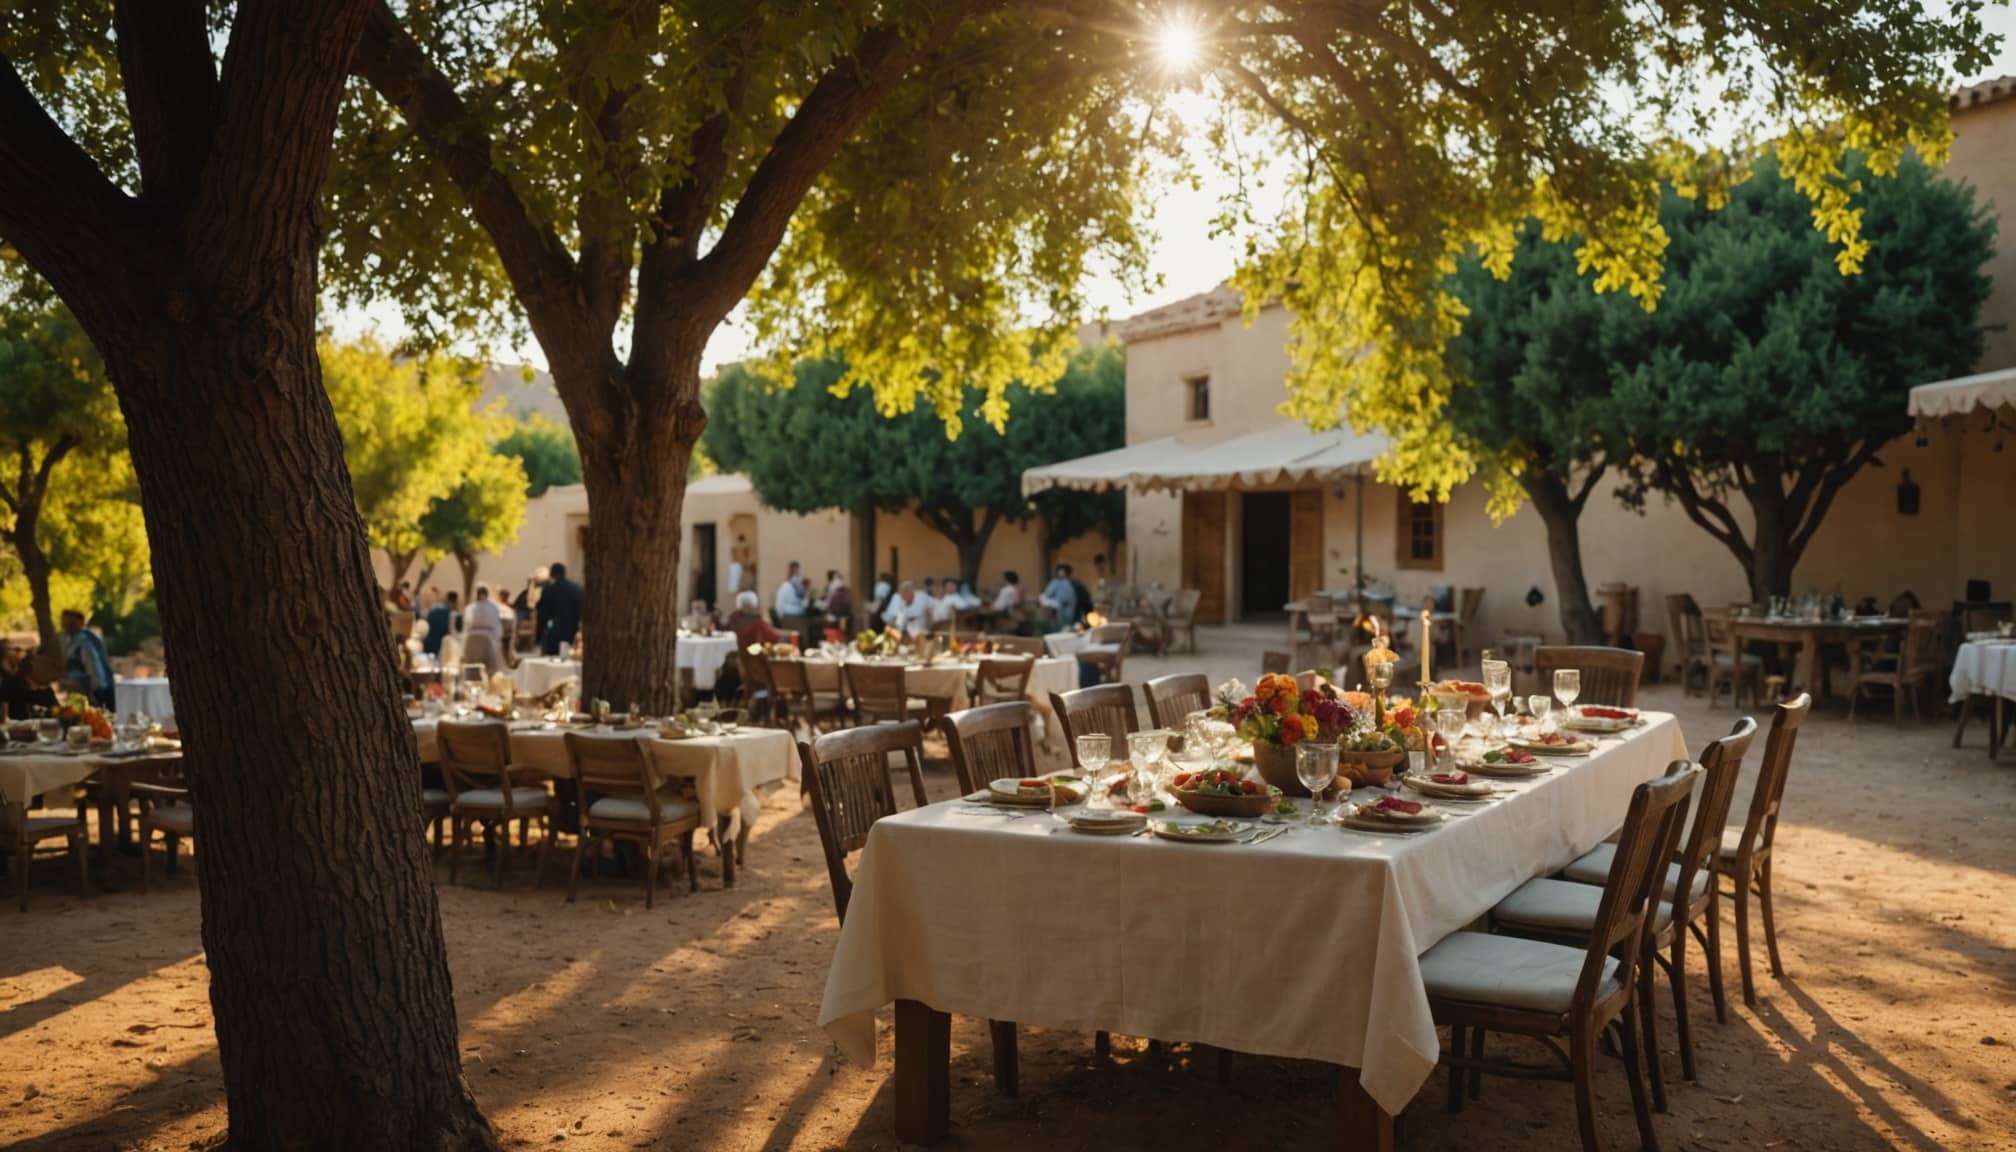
[1181,492,1227,625]
[1289,488,1325,601]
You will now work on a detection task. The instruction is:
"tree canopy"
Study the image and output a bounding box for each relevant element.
[705,342,1126,581]
[493,413,580,496]
[418,449,529,600]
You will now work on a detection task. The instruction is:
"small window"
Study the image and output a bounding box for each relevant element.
[1395,493,1443,571]
[1185,375,1210,422]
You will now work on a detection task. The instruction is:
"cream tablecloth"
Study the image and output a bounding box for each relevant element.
[0,746,181,810]
[819,713,1687,1115]
[677,635,741,691]
[412,720,794,829]
[511,657,581,698]
[801,657,973,712]
[1950,639,2016,703]
[114,677,176,724]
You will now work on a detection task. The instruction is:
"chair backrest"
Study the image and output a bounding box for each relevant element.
[1666,593,1706,658]
[1051,683,1140,768]
[1260,651,1291,676]
[1143,673,1211,730]
[1457,587,1484,626]
[1087,621,1132,647]
[1701,606,1734,647]
[799,721,929,921]
[1308,593,1334,616]
[1960,601,2013,634]
[1734,692,1811,859]
[938,701,1040,795]
[844,661,912,722]
[1672,716,1759,918]
[1534,645,1645,707]
[986,634,1046,656]
[563,733,666,820]
[436,720,511,795]
[462,631,500,674]
[766,656,812,696]
[1169,588,1202,624]
[738,648,772,691]
[1902,608,1945,674]
[1573,763,1700,1019]
[975,655,1036,704]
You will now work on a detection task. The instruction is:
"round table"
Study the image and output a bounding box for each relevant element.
[114,677,176,723]
[676,634,741,691]
[1949,638,2016,758]
[511,657,582,698]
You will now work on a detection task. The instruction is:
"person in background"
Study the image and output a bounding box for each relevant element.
[775,561,808,619]
[393,581,414,611]
[422,591,461,659]
[726,590,784,649]
[1,649,60,720]
[465,586,502,642]
[60,609,116,709]
[821,571,853,632]
[992,570,1023,625]
[1040,564,1079,631]
[942,576,979,612]
[684,599,717,632]
[920,578,954,626]
[536,562,584,656]
[890,580,934,635]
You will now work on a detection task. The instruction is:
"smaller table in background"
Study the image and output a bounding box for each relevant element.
[1726,615,1904,700]
[511,657,581,698]
[114,677,175,724]
[1949,637,2016,758]
[676,634,741,692]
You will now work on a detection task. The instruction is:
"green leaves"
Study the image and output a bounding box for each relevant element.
[493,413,581,496]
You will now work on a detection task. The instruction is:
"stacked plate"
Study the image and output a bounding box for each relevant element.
[1461,754,1551,779]
[1402,772,1498,801]
[1069,809,1147,836]
[1341,798,1444,833]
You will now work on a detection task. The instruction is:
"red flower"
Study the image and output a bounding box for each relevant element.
[1279,714,1309,745]
[1393,705,1417,730]
[1269,692,1293,717]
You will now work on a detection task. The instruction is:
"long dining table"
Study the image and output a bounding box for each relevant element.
[819,712,1688,1144]
[1,743,184,858]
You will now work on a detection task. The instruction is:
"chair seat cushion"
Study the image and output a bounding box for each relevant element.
[455,786,548,811]
[420,787,451,806]
[586,792,700,825]
[148,805,196,835]
[1420,931,1622,1015]
[1494,877,1673,935]
[1711,652,1765,668]
[1559,842,1710,903]
[23,813,85,839]
[1716,827,1748,861]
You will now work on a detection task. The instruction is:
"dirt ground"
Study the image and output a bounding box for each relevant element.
[5,633,2015,1151]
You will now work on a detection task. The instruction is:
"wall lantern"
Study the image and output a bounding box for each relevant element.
[1896,468,1920,517]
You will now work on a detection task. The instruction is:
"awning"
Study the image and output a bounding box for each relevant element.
[1908,366,2016,417]
[1021,423,1391,496]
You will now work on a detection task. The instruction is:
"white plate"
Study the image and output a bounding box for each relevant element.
[1510,736,1594,755]
[1069,811,1146,836]
[1461,756,1552,778]
[1402,774,1496,799]
[1340,811,1443,833]
[1351,800,1441,825]
[1151,820,1250,843]
[987,777,1085,807]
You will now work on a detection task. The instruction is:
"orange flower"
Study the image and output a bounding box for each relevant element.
[1279,713,1308,745]
[1269,691,1294,716]
[1342,690,1374,714]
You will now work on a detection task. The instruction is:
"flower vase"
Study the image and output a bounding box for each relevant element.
[1252,741,1305,796]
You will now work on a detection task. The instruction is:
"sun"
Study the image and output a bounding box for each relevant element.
[1156,16,1202,72]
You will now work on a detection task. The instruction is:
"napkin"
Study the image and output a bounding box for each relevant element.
[1580,706,1635,719]
[1430,771,1470,785]
[1369,796,1423,815]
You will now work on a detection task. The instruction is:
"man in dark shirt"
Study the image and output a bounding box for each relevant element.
[422,591,461,658]
[535,562,585,655]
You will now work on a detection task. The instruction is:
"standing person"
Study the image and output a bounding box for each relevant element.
[422,591,461,659]
[536,562,584,656]
[60,609,116,710]
[821,571,854,633]
[726,537,747,600]
[1040,565,1079,631]
[774,560,807,618]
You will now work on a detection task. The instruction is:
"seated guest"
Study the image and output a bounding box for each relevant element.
[1,650,60,720]
[923,579,956,627]
[1040,564,1079,630]
[422,591,462,658]
[890,581,935,635]
[821,572,853,631]
[684,599,717,632]
[727,591,785,649]
[942,578,980,612]
[993,571,1023,615]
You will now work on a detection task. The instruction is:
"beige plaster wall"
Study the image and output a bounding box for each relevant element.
[1946,97,2016,373]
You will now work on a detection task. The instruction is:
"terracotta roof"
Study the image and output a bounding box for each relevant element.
[1951,76,2016,114]
[1114,284,1249,342]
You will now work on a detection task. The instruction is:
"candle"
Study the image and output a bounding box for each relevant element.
[1420,601,1433,685]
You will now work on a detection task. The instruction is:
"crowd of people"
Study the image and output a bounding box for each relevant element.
[382,561,587,672]
[0,607,120,719]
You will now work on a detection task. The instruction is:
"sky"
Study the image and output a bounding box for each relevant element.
[331,5,2016,377]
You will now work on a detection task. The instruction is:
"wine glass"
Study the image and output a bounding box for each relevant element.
[1297,742,1340,824]
[1128,730,1168,792]
[1076,734,1111,808]
[1553,668,1581,719]
[1527,694,1554,734]
[1434,708,1467,772]
[1482,659,1512,741]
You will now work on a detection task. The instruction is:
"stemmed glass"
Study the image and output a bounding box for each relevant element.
[1127,730,1167,798]
[1527,694,1554,734]
[1076,734,1111,809]
[1434,708,1467,773]
[1297,742,1340,824]
[1482,659,1512,742]
[1553,668,1581,719]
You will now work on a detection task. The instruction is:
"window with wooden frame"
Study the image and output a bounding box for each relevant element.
[1395,492,1443,570]
[1184,374,1210,422]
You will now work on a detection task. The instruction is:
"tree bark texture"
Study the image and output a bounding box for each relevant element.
[0,2,497,1146]
[1523,467,1605,645]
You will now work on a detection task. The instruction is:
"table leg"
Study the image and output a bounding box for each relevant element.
[1954,694,1975,748]
[716,814,737,886]
[895,999,950,1145]
[1338,1065,1395,1151]
[1793,637,1818,699]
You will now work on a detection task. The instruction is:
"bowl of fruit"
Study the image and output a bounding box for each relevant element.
[1169,766,1280,818]
[1434,679,1494,720]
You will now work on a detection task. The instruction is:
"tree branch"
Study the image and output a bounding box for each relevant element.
[1568,458,1608,513]
[1788,440,1882,561]
[113,0,219,211]
[573,0,658,339]
[1661,460,1754,571]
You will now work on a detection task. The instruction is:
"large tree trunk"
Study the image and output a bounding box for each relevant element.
[1523,471,1604,645]
[568,356,702,715]
[1747,474,1794,601]
[10,526,60,657]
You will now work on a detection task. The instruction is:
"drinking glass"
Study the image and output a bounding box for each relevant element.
[1076,734,1111,808]
[1482,659,1512,741]
[1553,668,1581,716]
[1128,729,1170,790]
[66,724,91,751]
[36,718,61,747]
[1527,694,1553,733]
[1434,708,1467,772]
[1297,742,1340,823]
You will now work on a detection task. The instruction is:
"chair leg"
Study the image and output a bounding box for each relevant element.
[566,829,587,902]
[643,841,658,910]
[73,828,89,897]
[492,821,509,889]
[1095,1031,1110,1061]
[532,820,553,888]
[1616,1005,1658,1152]
[1759,857,1785,978]
[1733,872,1758,1007]
[682,830,699,893]
[1637,943,1666,1113]
[1569,1025,1602,1152]
[1670,927,1696,1082]
[1446,1024,1467,1113]
[139,827,155,894]
[449,817,464,884]
[1703,889,1728,1024]
[989,1019,1019,1096]
[16,842,30,911]
[1467,1025,1484,1099]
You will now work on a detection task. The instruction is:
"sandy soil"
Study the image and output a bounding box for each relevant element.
[4,635,2015,1151]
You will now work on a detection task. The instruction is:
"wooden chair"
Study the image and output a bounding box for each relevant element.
[1702,607,1763,707]
[1260,650,1292,676]
[1718,693,1811,1006]
[415,732,449,854]
[1534,645,1645,708]
[937,701,1040,795]
[1848,608,1944,723]
[1076,621,1133,684]
[1143,673,1211,730]
[844,661,924,724]
[1667,594,1710,695]
[800,721,929,922]
[437,720,552,888]
[735,648,774,724]
[765,656,846,736]
[974,655,1036,706]
[1164,588,1203,654]
[1051,683,1141,768]
[985,634,1046,657]
[563,733,699,907]
[8,783,90,910]
[1295,593,1341,668]
[1452,587,1485,669]
[1423,764,1698,1152]
[1527,718,1760,1106]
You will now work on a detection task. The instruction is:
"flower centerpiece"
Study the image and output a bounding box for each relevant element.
[1335,702,1408,787]
[55,694,114,741]
[1225,673,1353,796]
[852,627,900,658]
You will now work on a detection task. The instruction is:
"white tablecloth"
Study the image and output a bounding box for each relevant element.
[114,677,175,724]
[802,657,973,712]
[511,658,581,698]
[1950,639,2016,703]
[412,720,795,829]
[1043,631,1085,657]
[677,635,741,691]
[0,748,181,809]
[819,713,1688,1115]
